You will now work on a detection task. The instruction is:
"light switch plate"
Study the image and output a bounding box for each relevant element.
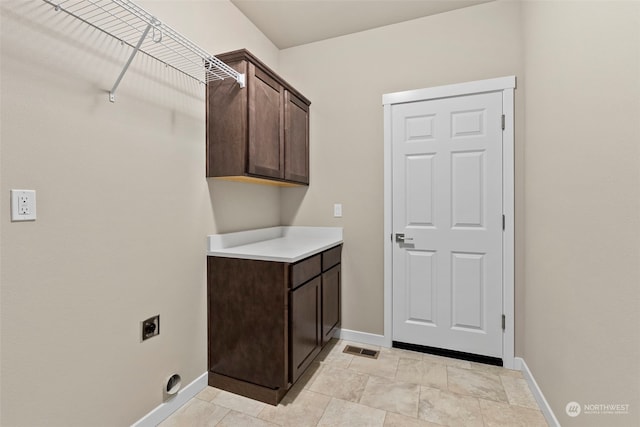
[11,189,36,221]
[333,203,342,218]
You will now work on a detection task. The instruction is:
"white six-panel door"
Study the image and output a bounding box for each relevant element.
[391,91,504,358]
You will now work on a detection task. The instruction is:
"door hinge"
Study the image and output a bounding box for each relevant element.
[501,114,506,130]
[502,214,505,231]
[502,314,506,331]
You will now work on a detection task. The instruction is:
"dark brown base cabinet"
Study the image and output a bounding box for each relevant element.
[207,245,341,405]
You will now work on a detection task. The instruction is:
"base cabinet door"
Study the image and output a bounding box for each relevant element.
[290,277,321,383]
[322,264,341,344]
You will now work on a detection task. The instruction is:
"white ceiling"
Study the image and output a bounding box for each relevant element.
[231,0,493,49]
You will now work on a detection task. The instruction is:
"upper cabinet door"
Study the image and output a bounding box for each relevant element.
[248,64,284,180]
[284,91,310,184]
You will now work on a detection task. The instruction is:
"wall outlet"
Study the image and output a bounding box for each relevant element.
[11,190,36,221]
[141,315,160,341]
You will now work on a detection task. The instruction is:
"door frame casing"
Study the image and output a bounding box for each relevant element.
[382,76,516,369]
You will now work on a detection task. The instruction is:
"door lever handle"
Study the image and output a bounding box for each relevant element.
[395,233,414,243]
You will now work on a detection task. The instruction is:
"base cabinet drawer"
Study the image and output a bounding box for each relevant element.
[290,254,321,289]
[322,245,342,271]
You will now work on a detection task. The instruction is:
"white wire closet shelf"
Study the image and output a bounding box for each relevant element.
[41,0,246,102]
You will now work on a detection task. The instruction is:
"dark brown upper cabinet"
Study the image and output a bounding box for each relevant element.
[207,49,310,186]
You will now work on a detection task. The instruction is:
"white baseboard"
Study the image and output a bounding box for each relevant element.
[333,328,388,347]
[514,357,561,427]
[131,372,208,427]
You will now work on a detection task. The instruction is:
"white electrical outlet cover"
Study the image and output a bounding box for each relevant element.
[333,203,343,218]
[11,189,36,221]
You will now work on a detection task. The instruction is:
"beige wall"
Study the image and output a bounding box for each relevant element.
[281,2,640,425]
[522,1,640,426]
[279,0,525,340]
[0,1,279,425]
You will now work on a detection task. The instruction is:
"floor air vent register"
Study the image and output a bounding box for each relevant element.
[343,345,380,359]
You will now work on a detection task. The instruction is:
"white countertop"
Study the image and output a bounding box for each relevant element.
[207,226,343,263]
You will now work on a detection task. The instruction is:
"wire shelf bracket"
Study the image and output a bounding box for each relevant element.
[42,0,246,102]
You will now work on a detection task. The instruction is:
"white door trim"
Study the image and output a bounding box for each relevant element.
[383,76,516,369]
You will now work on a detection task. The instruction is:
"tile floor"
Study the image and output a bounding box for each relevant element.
[160,340,548,427]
